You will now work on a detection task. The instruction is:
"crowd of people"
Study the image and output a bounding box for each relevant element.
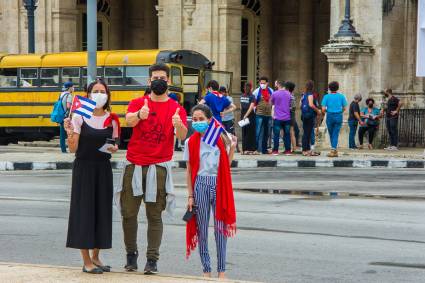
[217,78,402,158]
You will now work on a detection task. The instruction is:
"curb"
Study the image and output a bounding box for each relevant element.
[0,159,424,171]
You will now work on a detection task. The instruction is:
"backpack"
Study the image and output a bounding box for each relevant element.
[50,93,69,123]
[301,93,315,119]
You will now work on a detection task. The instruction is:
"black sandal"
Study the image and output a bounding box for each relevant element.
[82,266,103,274]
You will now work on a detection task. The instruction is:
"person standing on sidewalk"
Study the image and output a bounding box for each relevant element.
[358,98,382,150]
[59,81,74,153]
[348,94,364,150]
[219,86,236,135]
[300,80,321,156]
[253,77,273,154]
[321,81,348,157]
[384,89,402,150]
[270,80,292,155]
[65,79,120,274]
[184,104,237,279]
[199,81,235,123]
[288,82,300,152]
[116,63,188,274]
[240,83,257,155]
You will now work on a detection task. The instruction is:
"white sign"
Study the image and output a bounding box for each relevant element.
[417,0,425,76]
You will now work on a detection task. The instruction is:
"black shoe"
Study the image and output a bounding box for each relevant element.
[93,263,111,272]
[144,259,158,275]
[124,251,138,271]
[82,266,103,274]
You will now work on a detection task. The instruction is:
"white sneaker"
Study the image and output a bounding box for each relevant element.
[311,145,315,151]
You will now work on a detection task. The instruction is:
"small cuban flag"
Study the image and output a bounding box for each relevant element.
[202,118,224,147]
[71,95,96,119]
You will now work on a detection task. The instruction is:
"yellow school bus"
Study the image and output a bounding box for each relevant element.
[0,50,232,145]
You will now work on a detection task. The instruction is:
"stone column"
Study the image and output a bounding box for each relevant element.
[259,0,273,81]
[157,0,183,49]
[109,0,123,50]
[298,0,314,86]
[217,0,242,94]
[321,0,375,149]
[52,0,79,52]
[143,0,158,49]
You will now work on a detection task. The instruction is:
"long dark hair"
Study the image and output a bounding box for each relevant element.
[86,79,111,111]
[243,82,252,95]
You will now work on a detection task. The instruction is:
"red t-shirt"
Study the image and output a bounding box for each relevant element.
[126,96,188,166]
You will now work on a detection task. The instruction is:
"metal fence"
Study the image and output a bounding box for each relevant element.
[377,109,425,148]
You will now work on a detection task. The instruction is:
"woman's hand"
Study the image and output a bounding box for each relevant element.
[107,144,119,154]
[187,196,195,212]
[64,118,74,136]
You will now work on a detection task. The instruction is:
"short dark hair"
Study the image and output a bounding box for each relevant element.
[149,63,170,77]
[206,80,219,91]
[284,81,296,93]
[191,104,213,119]
[305,80,314,93]
[219,86,227,93]
[259,76,269,83]
[328,81,339,92]
[87,79,111,111]
[366,98,375,105]
[276,80,285,88]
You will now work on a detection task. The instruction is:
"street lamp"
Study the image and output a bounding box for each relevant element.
[335,0,360,37]
[23,0,38,53]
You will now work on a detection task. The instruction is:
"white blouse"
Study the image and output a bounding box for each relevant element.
[71,112,119,138]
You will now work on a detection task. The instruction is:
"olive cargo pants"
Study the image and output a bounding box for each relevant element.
[120,164,167,261]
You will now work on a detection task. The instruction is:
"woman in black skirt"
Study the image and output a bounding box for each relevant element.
[64,79,120,274]
[240,83,257,154]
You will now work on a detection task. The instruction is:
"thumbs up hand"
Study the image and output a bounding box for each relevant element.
[139,99,149,120]
[172,108,182,128]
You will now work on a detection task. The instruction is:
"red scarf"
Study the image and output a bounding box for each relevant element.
[186,132,236,258]
[103,113,121,136]
[261,88,271,103]
[211,90,223,98]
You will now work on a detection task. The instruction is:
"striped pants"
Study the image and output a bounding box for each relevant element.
[194,175,227,273]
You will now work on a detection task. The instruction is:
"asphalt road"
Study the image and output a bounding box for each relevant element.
[0,169,425,282]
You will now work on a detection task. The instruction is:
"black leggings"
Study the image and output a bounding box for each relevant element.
[358,126,377,145]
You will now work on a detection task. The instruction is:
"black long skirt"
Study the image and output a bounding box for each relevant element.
[66,159,113,249]
[241,111,257,152]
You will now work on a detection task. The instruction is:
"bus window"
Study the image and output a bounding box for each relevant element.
[62,67,80,87]
[20,68,38,87]
[82,67,104,86]
[0,68,18,88]
[40,68,59,87]
[125,66,149,86]
[105,67,124,86]
[171,66,182,86]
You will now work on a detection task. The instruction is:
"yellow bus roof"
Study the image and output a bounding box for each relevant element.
[0,50,162,68]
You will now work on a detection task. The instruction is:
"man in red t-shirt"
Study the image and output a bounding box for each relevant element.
[120,63,187,274]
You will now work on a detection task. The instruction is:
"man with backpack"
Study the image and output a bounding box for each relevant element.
[300,80,321,156]
[55,81,73,153]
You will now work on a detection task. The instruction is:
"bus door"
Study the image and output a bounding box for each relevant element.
[182,66,202,114]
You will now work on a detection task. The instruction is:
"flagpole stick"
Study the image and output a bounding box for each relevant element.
[68,95,75,119]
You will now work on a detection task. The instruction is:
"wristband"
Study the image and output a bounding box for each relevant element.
[137,110,141,120]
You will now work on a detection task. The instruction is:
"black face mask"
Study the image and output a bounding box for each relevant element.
[368,103,374,108]
[151,79,168,95]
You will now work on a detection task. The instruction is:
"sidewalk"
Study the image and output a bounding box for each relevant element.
[0,262,257,283]
[0,143,424,171]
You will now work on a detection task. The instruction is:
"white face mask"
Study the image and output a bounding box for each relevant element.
[260,83,267,90]
[91,92,108,109]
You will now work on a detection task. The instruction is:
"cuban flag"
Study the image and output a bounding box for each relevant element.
[202,118,224,147]
[71,95,96,119]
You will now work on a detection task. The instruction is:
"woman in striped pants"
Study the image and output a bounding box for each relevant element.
[184,104,237,279]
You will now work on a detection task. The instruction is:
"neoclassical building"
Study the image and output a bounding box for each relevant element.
[0,0,423,108]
